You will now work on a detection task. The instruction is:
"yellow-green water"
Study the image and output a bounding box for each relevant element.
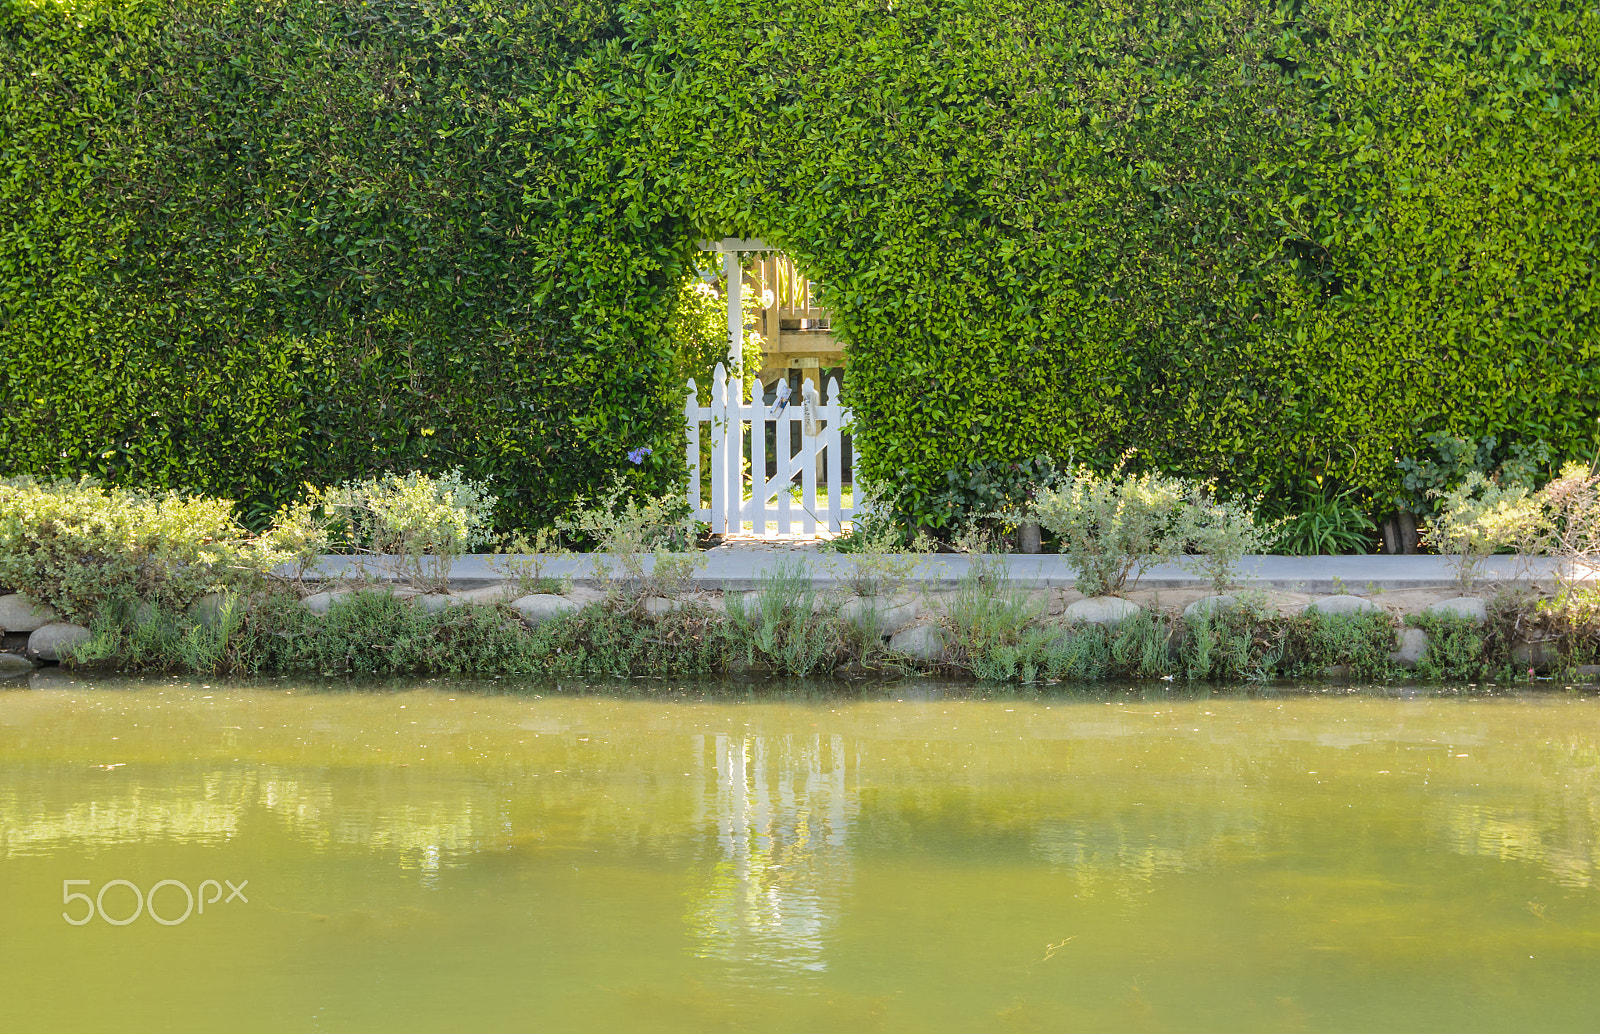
[1,675,1598,1033]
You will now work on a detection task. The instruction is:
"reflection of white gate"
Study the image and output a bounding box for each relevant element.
[686,363,854,536]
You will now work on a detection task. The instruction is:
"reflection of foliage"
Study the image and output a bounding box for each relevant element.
[0,769,484,870]
[724,559,849,675]
[4,688,1600,943]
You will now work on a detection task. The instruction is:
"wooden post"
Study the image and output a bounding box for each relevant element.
[724,251,742,372]
[761,256,780,353]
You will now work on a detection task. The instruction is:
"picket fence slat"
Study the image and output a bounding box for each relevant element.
[775,409,793,534]
[824,376,843,533]
[749,377,767,533]
[800,386,818,535]
[709,365,726,533]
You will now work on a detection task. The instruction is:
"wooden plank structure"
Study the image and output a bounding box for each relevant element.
[697,239,845,388]
[749,253,843,384]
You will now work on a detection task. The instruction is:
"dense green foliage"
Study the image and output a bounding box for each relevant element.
[5,0,1597,529]
[61,581,1586,683]
[634,0,1600,521]
[0,0,695,527]
[0,475,276,620]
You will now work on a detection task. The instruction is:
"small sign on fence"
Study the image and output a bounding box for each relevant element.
[802,382,820,438]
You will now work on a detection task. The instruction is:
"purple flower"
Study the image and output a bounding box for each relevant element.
[627,446,653,465]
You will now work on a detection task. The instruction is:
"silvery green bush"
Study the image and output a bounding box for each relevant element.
[1421,472,1547,590]
[557,475,701,597]
[0,476,277,620]
[1034,468,1192,597]
[1035,467,1275,596]
[1179,495,1282,593]
[281,469,498,591]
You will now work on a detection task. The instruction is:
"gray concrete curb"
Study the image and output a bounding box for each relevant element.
[283,553,1581,594]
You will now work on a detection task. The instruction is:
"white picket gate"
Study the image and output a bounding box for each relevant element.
[686,363,855,536]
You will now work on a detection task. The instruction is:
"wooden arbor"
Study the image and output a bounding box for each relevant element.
[696,239,845,397]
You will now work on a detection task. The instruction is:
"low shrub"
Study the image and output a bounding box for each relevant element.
[939,557,1054,682]
[1269,485,1377,556]
[724,559,848,675]
[487,528,572,596]
[1033,465,1192,597]
[532,603,729,677]
[822,487,936,558]
[276,589,539,675]
[1421,472,1547,590]
[1490,588,1600,678]
[557,474,703,597]
[1407,612,1492,682]
[282,468,498,592]
[1178,496,1282,592]
[0,476,277,621]
[918,453,1063,542]
[1281,610,1397,680]
[1533,462,1600,588]
[72,591,233,673]
[70,588,734,677]
[1037,626,1116,682]
[62,579,1600,687]
[825,524,931,598]
[1106,607,1176,679]
[1395,434,1552,520]
[1177,595,1282,681]
[1034,464,1275,596]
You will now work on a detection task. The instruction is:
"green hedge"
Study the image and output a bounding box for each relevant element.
[5,0,1598,530]
[633,0,1600,525]
[0,0,694,527]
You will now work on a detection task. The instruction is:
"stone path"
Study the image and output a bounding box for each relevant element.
[705,534,836,553]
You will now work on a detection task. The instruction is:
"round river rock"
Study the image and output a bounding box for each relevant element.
[0,593,59,633]
[1064,597,1141,626]
[28,622,92,662]
[1305,594,1381,617]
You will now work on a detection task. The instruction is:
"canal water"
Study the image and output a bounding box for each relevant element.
[1,675,1597,1032]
